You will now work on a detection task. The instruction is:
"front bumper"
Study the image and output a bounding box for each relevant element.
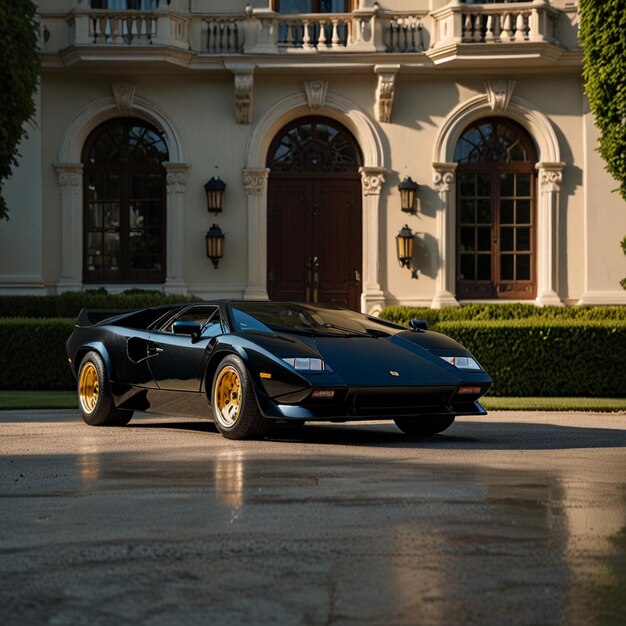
[256,384,489,422]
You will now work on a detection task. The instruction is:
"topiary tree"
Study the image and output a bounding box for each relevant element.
[0,0,40,221]
[579,0,626,289]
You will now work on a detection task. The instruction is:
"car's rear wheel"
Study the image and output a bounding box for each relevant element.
[211,355,274,440]
[393,415,455,436]
[77,352,133,427]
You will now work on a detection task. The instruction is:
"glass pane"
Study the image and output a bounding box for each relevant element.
[460,227,475,252]
[500,227,514,251]
[103,203,119,228]
[517,254,531,280]
[87,204,102,229]
[477,173,491,196]
[130,204,146,229]
[147,174,162,197]
[460,254,475,280]
[477,227,491,251]
[516,227,531,251]
[459,174,475,197]
[460,199,475,223]
[500,173,514,197]
[477,199,491,224]
[500,200,514,225]
[146,202,162,227]
[500,254,514,280]
[517,200,531,225]
[517,173,531,197]
[477,254,491,280]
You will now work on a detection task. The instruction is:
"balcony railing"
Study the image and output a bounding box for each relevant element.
[59,1,568,58]
[431,1,560,48]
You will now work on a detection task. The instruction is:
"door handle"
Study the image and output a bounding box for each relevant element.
[268,269,276,286]
[312,256,319,303]
[147,342,163,356]
[354,270,361,283]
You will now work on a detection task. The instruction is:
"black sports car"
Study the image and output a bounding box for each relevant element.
[66,301,491,439]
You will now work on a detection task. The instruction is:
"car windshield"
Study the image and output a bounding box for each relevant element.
[229,302,402,337]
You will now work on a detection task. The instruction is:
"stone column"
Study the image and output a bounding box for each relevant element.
[432,163,459,308]
[535,161,565,306]
[359,166,386,314]
[243,168,270,300]
[55,163,83,292]
[164,162,189,295]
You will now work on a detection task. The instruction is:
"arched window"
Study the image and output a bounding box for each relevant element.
[454,117,537,299]
[82,118,169,284]
[267,116,362,173]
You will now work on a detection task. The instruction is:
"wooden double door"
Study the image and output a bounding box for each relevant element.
[267,175,362,310]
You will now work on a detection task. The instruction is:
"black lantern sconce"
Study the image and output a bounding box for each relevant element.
[398,176,419,214]
[204,176,226,214]
[206,224,225,269]
[396,224,419,279]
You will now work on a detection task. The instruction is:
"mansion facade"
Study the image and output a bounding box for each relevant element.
[2,0,626,311]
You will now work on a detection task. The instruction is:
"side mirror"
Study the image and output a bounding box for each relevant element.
[172,321,201,338]
[409,319,429,332]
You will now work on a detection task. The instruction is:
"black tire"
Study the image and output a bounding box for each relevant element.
[393,415,455,437]
[211,354,274,440]
[77,352,133,427]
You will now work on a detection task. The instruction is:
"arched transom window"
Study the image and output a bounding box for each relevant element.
[267,117,362,174]
[454,117,537,299]
[82,118,169,284]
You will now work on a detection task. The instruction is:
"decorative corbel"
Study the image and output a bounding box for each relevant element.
[374,65,400,124]
[304,80,329,110]
[485,80,516,112]
[111,82,137,114]
[229,64,255,125]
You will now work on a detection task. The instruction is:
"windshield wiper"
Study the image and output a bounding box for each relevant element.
[319,323,371,337]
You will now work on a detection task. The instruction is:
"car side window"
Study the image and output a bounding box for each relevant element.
[161,306,219,334]
[201,310,223,338]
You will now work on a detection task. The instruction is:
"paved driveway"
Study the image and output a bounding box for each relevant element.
[1,410,625,626]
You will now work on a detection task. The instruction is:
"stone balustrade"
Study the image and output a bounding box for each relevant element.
[61,1,566,57]
[431,0,560,48]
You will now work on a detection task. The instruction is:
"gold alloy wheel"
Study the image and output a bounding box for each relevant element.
[78,362,99,415]
[214,365,242,427]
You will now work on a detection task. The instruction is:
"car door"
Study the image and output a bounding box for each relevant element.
[146,305,222,392]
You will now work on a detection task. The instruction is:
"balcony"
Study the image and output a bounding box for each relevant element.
[43,1,577,69]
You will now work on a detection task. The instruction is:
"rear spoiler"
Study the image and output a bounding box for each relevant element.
[75,308,128,327]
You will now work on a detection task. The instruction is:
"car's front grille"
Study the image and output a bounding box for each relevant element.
[347,386,456,417]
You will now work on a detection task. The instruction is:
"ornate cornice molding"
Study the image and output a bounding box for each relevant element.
[54,163,83,191]
[229,64,255,125]
[536,161,565,191]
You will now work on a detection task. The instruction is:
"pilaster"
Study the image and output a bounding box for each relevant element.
[432,163,459,308]
[164,162,189,294]
[243,168,270,300]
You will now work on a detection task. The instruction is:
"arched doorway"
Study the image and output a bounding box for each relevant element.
[82,117,169,284]
[454,117,538,299]
[266,116,363,309]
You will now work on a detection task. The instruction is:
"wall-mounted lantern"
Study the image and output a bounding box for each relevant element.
[204,176,226,214]
[398,176,419,214]
[206,223,225,268]
[396,224,419,279]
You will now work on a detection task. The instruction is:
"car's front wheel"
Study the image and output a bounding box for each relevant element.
[393,415,455,437]
[77,352,133,426]
[211,355,274,440]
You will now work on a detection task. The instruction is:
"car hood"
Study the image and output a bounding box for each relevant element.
[312,335,463,387]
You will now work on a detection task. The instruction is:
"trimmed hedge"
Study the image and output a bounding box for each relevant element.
[381,304,626,326]
[436,320,626,397]
[0,290,199,319]
[0,318,75,390]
